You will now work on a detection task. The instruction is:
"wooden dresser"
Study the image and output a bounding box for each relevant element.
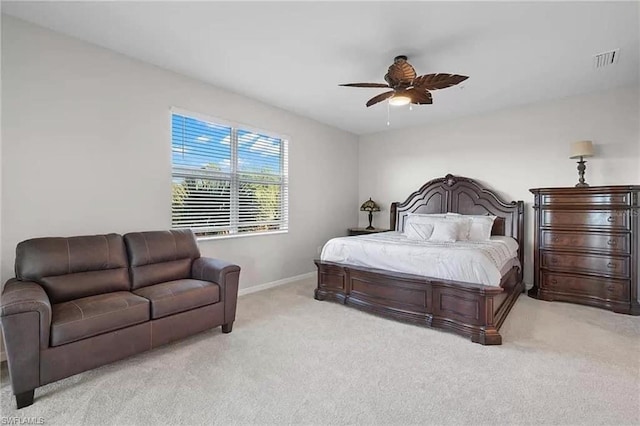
[529,186,640,315]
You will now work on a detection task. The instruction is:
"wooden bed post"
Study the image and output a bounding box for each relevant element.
[390,202,398,231]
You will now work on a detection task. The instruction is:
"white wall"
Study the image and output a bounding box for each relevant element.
[3,15,639,294]
[0,10,4,360]
[358,86,640,285]
[1,16,359,288]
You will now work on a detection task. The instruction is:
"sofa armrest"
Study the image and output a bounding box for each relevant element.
[1,279,52,349]
[1,279,51,396]
[191,258,240,325]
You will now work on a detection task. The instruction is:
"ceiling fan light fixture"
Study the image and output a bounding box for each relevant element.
[389,95,411,106]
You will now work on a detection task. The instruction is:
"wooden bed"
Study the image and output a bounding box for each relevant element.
[314,174,525,345]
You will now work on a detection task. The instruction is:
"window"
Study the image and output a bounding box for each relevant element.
[171,110,288,237]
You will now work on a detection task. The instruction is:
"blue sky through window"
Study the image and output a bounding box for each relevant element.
[172,114,281,175]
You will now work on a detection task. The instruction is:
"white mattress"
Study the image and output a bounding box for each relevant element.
[320,232,520,287]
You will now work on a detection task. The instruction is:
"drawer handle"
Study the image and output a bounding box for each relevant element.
[607,216,615,223]
[606,285,616,292]
[607,239,617,246]
[552,237,560,243]
[550,278,557,285]
[607,262,617,269]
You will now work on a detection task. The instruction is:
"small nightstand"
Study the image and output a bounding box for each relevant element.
[348,228,390,236]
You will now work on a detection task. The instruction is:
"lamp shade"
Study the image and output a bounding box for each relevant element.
[360,198,380,212]
[569,140,594,159]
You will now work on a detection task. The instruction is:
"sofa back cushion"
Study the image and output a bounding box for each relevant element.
[123,230,201,290]
[15,234,130,304]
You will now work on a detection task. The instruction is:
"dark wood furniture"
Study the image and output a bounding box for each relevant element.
[348,227,390,236]
[315,174,525,345]
[1,230,240,408]
[529,186,640,315]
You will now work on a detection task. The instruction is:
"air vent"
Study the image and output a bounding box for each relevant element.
[593,49,619,69]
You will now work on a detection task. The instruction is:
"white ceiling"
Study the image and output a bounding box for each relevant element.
[3,1,639,135]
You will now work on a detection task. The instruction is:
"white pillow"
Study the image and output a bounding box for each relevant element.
[405,222,435,241]
[408,213,447,218]
[405,213,470,240]
[404,214,440,240]
[462,214,498,221]
[468,216,497,241]
[429,220,459,242]
[404,214,439,232]
[444,215,471,240]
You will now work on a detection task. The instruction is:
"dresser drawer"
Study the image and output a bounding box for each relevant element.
[541,193,630,206]
[541,230,630,254]
[541,251,630,279]
[541,210,629,230]
[541,272,629,302]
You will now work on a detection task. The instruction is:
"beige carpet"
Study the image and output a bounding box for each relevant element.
[1,276,639,425]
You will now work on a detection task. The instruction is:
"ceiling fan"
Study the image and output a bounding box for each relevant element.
[340,55,468,107]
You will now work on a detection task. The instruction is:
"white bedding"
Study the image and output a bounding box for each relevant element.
[320,232,519,287]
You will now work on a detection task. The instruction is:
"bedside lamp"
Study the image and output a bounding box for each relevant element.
[570,140,594,187]
[360,198,380,230]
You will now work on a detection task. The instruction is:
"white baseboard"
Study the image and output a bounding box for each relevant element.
[238,272,316,297]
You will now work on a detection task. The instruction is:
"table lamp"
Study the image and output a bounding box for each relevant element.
[360,198,380,230]
[569,140,594,187]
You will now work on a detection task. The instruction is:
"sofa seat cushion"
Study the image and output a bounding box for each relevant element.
[50,291,150,347]
[133,279,220,319]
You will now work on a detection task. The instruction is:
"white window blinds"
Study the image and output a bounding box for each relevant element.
[171,111,288,237]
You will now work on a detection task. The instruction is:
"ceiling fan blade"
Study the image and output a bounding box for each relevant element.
[406,88,433,105]
[339,83,390,88]
[412,74,469,90]
[366,90,395,107]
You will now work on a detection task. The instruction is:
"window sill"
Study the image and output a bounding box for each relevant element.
[196,230,288,242]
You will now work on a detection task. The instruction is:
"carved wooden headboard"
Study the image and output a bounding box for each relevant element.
[390,174,525,269]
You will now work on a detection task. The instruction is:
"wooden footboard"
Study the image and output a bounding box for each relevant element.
[314,260,524,345]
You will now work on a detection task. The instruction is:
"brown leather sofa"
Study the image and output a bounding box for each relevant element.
[0,230,240,409]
